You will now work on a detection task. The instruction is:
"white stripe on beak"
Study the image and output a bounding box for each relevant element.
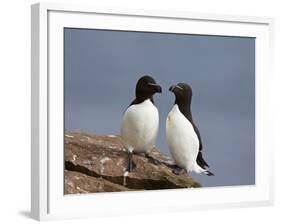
[175,85,184,90]
[147,83,160,87]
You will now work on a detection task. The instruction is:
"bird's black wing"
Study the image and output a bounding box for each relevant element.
[129,98,138,106]
[192,124,210,169]
[123,97,154,114]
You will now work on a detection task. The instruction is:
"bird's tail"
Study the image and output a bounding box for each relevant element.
[204,170,214,176]
[194,164,214,176]
[196,151,209,168]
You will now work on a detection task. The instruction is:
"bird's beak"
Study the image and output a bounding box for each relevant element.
[148,83,162,93]
[169,85,176,92]
[155,85,162,93]
[169,85,183,92]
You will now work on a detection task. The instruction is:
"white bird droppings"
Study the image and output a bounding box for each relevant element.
[76,186,88,193]
[71,155,77,162]
[100,157,111,164]
[123,171,129,186]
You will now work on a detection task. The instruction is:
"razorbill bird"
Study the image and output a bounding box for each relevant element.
[166,83,214,176]
[121,75,162,172]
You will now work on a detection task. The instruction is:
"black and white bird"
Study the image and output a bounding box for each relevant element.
[166,83,214,176]
[121,75,162,172]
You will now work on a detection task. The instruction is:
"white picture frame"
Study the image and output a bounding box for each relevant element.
[31,2,274,221]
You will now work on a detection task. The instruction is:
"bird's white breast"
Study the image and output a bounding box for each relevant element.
[166,104,199,171]
[121,99,159,153]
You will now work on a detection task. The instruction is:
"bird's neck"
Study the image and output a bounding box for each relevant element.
[175,99,193,122]
[135,95,154,104]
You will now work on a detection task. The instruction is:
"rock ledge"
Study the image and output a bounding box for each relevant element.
[64,132,200,194]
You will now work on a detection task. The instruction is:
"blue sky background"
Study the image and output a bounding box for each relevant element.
[64,28,255,187]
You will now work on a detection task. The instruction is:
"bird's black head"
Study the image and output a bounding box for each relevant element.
[135,75,162,100]
[169,83,192,105]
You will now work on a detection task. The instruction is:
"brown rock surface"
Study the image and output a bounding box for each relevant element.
[64,132,200,194]
[64,170,131,194]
